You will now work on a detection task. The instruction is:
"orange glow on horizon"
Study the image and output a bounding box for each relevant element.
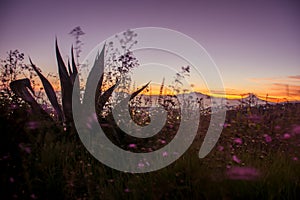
[31,79,299,103]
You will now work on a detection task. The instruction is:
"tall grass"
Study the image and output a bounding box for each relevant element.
[1,100,299,199]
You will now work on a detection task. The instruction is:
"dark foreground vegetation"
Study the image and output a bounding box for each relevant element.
[1,100,299,199]
[1,30,299,199]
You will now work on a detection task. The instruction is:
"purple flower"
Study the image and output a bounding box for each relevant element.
[18,143,31,154]
[234,138,243,145]
[263,134,272,143]
[128,143,137,148]
[30,194,37,199]
[221,123,231,128]
[124,188,130,193]
[247,114,262,123]
[24,147,31,154]
[226,166,260,180]
[138,162,145,168]
[162,151,168,157]
[9,177,14,183]
[160,139,166,144]
[232,155,241,163]
[10,103,18,110]
[293,157,298,161]
[217,145,224,151]
[274,125,281,130]
[26,121,40,130]
[283,133,291,139]
[292,125,300,134]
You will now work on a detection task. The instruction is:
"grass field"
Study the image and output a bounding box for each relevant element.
[1,97,299,199]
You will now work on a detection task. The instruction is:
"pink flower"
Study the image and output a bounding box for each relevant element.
[293,157,298,161]
[30,194,37,199]
[217,145,224,151]
[18,143,31,154]
[275,125,281,130]
[162,151,168,157]
[26,121,40,130]
[221,123,231,128]
[128,143,137,148]
[226,167,260,180]
[124,188,130,193]
[232,155,241,163]
[24,147,31,154]
[138,162,144,168]
[247,114,262,123]
[234,138,243,145]
[292,125,300,134]
[160,139,166,144]
[263,134,272,143]
[283,133,291,139]
[9,177,14,183]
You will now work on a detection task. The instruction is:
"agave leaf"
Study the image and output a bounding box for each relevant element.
[70,46,78,84]
[96,82,118,112]
[83,46,105,104]
[83,45,119,113]
[70,46,80,107]
[67,60,72,78]
[29,58,64,121]
[56,40,73,124]
[130,81,150,100]
[10,78,47,115]
[95,74,104,103]
[56,39,71,83]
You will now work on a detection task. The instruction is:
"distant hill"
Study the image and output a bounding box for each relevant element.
[111,91,298,109]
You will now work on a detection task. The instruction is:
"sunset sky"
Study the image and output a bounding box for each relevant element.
[1,0,299,101]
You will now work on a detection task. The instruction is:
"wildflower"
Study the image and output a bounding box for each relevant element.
[10,103,18,109]
[26,121,40,130]
[160,139,166,144]
[283,133,291,139]
[18,143,31,154]
[292,125,300,134]
[124,188,130,193]
[234,138,243,145]
[217,145,224,151]
[247,114,262,123]
[128,143,137,148]
[30,194,37,199]
[263,134,272,143]
[9,177,14,183]
[293,157,298,161]
[162,151,168,157]
[222,123,231,128]
[226,166,260,180]
[232,155,241,163]
[138,162,145,168]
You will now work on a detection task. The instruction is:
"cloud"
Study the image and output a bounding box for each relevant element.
[270,83,300,96]
[248,75,300,85]
[288,75,300,80]
[247,77,279,83]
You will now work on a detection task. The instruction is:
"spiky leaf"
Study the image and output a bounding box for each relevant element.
[56,40,73,124]
[29,58,64,121]
[10,78,47,115]
[130,81,150,100]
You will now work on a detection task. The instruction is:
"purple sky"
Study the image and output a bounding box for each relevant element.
[1,0,299,100]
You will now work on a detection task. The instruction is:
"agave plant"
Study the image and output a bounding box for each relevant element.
[9,39,148,132]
